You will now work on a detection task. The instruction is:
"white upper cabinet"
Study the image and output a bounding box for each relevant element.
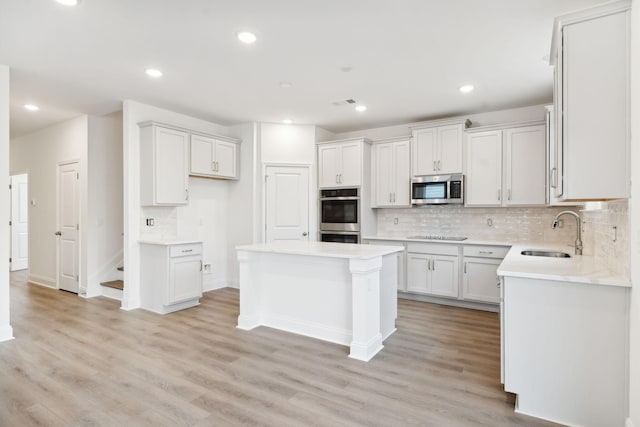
[411,119,470,176]
[317,138,369,188]
[465,122,546,207]
[140,123,189,206]
[551,1,630,200]
[190,134,238,180]
[465,130,503,206]
[371,138,410,207]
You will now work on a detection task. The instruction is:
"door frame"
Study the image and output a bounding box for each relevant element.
[9,172,29,271]
[56,159,81,292]
[262,163,313,243]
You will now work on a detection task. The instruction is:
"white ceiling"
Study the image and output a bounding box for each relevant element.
[1,0,606,138]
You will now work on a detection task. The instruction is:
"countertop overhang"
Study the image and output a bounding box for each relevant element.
[498,244,630,288]
[236,241,403,260]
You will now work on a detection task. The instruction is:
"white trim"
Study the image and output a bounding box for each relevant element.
[27,274,57,289]
[410,117,472,131]
[138,120,240,144]
[465,120,546,133]
[316,136,372,146]
[0,325,14,342]
[370,135,412,145]
[261,312,352,346]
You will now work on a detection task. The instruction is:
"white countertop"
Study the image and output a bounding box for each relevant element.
[498,244,630,288]
[236,241,403,260]
[138,239,202,246]
[362,235,513,246]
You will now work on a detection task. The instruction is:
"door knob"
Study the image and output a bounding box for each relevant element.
[55,231,62,236]
[302,232,308,236]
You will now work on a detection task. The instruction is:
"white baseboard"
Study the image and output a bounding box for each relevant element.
[27,274,56,289]
[120,297,140,311]
[261,312,351,346]
[0,325,14,342]
[627,417,636,427]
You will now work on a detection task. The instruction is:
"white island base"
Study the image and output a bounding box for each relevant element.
[236,241,403,362]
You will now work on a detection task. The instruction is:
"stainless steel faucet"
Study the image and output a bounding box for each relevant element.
[552,210,583,255]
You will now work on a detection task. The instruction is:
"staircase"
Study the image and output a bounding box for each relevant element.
[100,266,124,301]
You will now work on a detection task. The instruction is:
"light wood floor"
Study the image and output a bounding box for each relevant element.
[0,271,559,427]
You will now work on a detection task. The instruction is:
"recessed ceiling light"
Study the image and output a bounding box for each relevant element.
[282,119,293,124]
[355,105,367,112]
[279,81,292,88]
[145,68,163,78]
[24,104,39,112]
[55,0,80,6]
[237,31,257,44]
[459,84,475,94]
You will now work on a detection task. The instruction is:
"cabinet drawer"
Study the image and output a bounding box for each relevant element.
[169,243,202,258]
[463,245,509,259]
[407,243,458,256]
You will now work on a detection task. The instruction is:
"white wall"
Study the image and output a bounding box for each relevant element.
[628,1,639,426]
[86,112,124,297]
[225,122,259,287]
[0,64,13,342]
[10,115,88,289]
[332,104,546,141]
[122,100,232,306]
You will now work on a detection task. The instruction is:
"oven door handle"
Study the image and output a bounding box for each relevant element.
[320,196,360,201]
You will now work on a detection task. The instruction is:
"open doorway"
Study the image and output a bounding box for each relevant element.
[9,173,28,271]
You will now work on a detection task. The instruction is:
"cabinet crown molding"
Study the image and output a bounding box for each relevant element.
[316,136,372,146]
[371,135,411,145]
[137,120,240,144]
[410,117,471,131]
[465,120,545,134]
[549,0,631,65]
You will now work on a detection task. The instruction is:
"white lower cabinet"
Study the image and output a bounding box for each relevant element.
[462,245,509,304]
[140,241,203,314]
[406,243,459,298]
[363,239,406,291]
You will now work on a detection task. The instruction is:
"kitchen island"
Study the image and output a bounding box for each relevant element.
[236,241,403,361]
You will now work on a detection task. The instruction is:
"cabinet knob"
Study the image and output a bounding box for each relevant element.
[302,232,308,237]
[55,231,62,236]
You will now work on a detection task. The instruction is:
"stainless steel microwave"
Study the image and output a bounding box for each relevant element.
[411,174,464,205]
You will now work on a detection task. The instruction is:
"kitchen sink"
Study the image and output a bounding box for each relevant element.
[520,250,571,258]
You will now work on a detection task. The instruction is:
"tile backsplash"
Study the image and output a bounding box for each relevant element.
[140,206,178,241]
[376,202,630,279]
[376,206,582,246]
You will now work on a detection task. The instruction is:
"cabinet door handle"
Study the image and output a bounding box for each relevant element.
[336,174,339,184]
[182,249,193,253]
[437,160,441,171]
[433,161,437,171]
[392,192,396,203]
[340,174,343,184]
[507,189,511,201]
[200,260,203,271]
[464,262,467,274]
[497,190,501,201]
[211,162,215,171]
[479,251,493,255]
[185,189,189,201]
[551,167,557,189]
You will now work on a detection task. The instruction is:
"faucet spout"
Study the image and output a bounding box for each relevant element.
[552,210,583,255]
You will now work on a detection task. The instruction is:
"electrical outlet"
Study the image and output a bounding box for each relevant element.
[146,218,154,226]
[487,218,493,227]
[393,217,399,225]
[204,263,211,273]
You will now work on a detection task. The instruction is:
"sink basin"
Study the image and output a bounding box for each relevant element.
[521,250,571,258]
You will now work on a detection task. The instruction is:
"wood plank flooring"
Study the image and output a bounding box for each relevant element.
[0,271,559,426]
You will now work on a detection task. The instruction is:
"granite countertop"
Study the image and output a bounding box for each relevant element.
[138,239,203,246]
[497,244,630,288]
[237,241,403,260]
[362,235,513,246]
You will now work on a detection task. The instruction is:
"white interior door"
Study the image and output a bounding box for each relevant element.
[265,165,310,242]
[57,162,79,293]
[10,174,29,271]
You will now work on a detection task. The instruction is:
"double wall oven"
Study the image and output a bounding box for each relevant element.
[319,188,360,244]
